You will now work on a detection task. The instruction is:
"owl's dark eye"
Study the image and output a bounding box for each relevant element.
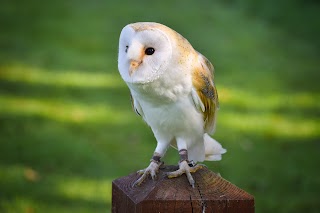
[125,45,129,53]
[145,47,155,55]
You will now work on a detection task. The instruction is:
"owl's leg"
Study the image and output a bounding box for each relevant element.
[167,149,204,188]
[133,138,170,186]
[133,152,163,186]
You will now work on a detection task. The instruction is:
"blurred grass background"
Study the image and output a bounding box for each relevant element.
[0,0,319,212]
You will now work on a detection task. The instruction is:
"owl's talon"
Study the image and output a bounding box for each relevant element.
[137,169,146,175]
[133,161,161,187]
[167,160,204,187]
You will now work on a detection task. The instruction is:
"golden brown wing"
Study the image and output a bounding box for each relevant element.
[191,53,219,134]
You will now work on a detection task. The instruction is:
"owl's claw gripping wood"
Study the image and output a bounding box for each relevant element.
[133,158,163,186]
[167,160,204,188]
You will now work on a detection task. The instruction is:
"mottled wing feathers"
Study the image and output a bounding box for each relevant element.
[191,53,219,134]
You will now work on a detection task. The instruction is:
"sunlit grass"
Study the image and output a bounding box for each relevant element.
[218,87,320,139]
[219,87,319,110]
[0,92,318,138]
[0,64,122,88]
[1,197,107,213]
[219,111,319,139]
[0,164,111,213]
[56,176,112,203]
[0,94,133,124]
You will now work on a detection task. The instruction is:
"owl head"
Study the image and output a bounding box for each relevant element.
[118,22,178,84]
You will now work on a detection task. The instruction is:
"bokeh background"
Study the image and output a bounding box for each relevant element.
[0,0,319,212]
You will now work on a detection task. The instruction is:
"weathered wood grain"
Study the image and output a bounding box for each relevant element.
[112,165,254,213]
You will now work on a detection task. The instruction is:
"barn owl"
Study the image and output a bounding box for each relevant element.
[118,22,226,187]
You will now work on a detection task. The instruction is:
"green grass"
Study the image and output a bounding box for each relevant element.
[0,0,319,212]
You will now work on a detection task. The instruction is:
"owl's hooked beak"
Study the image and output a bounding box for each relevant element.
[129,60,142,76]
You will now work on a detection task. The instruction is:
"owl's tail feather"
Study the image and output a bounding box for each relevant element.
[204,133,226,161]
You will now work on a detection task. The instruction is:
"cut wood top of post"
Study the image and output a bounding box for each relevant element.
[112,165,254,212]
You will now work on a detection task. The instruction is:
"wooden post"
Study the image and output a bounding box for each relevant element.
[112,165,254,213]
